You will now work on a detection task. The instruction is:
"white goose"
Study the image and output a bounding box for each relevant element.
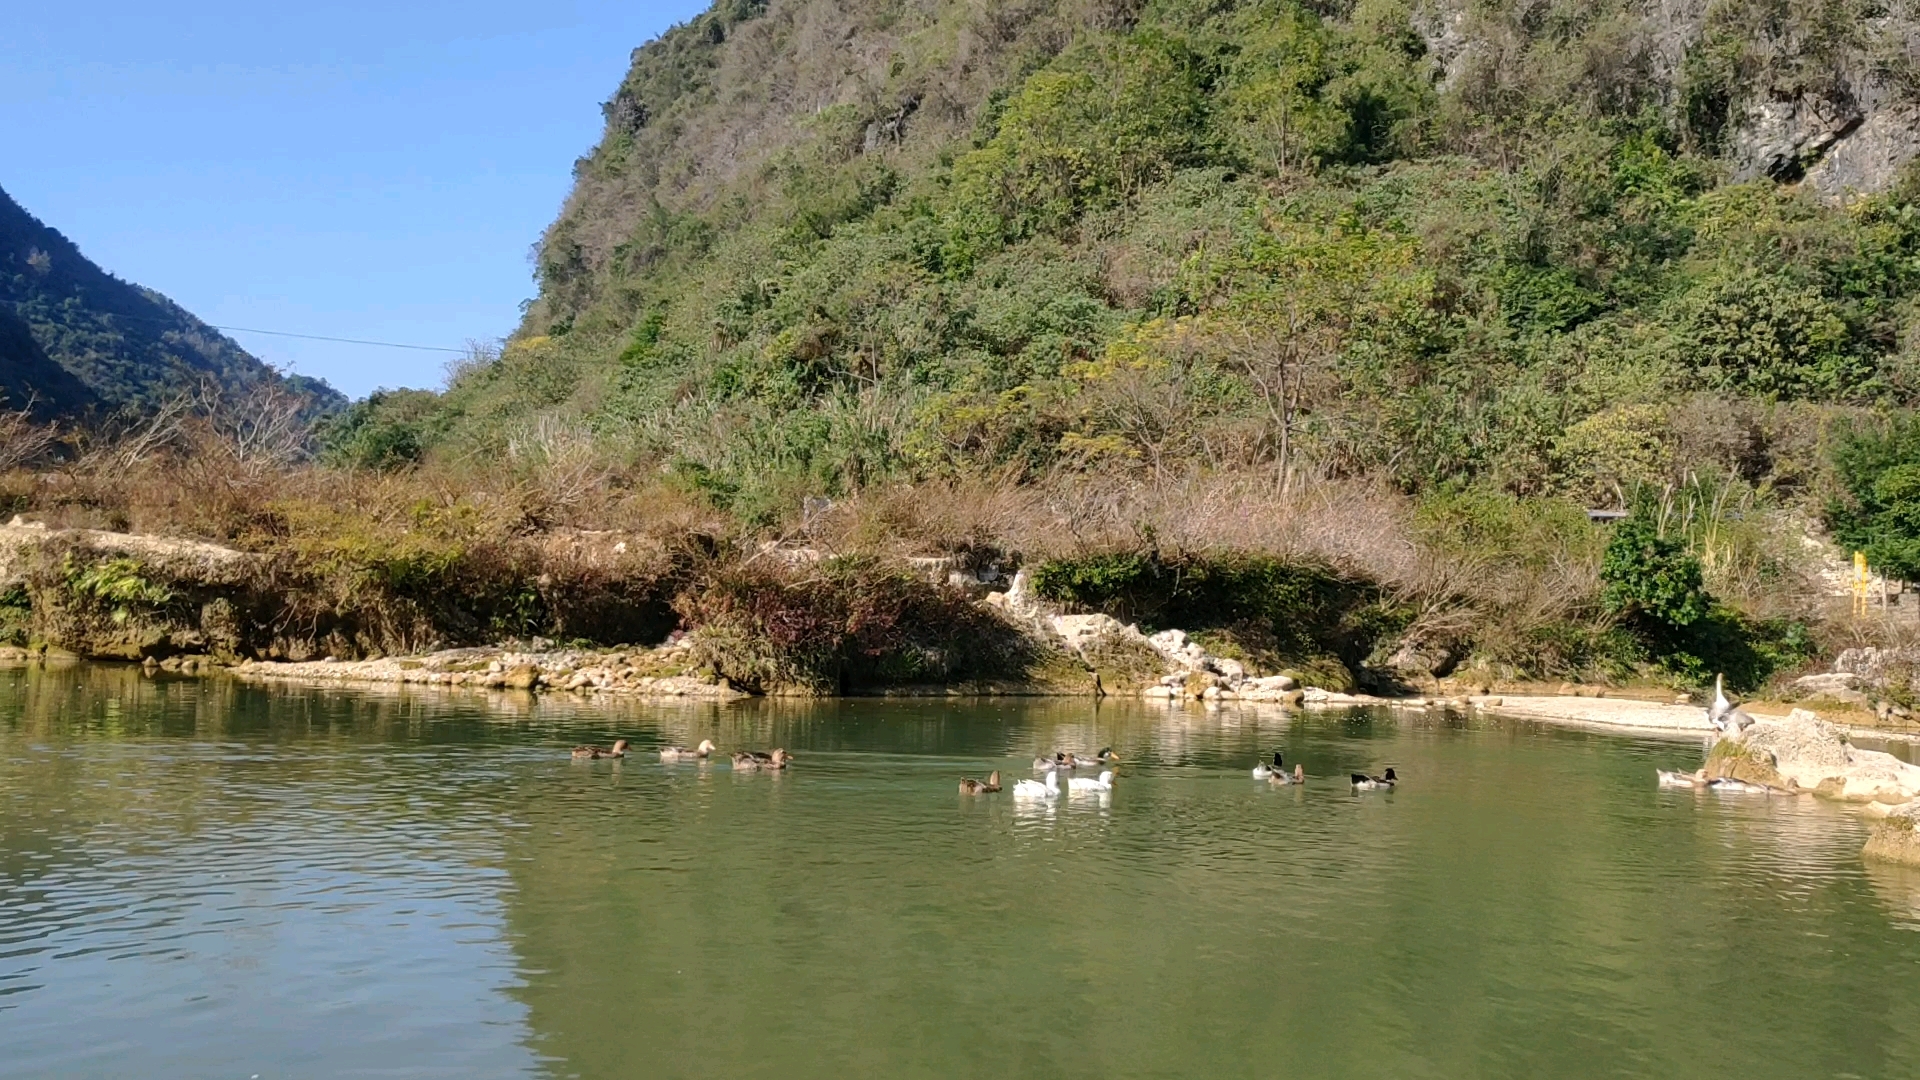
[1068,770,1114,793]
[1707,674,1754,736]
[1013,769,1060,799]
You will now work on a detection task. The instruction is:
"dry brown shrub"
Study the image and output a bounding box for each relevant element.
[0,406,60,473]
[818,473,1048,562]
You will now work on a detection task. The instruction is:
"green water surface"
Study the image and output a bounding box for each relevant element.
[3,663,1919,1079]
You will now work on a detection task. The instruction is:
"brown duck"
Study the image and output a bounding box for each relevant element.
[959,770,1002,795]
[572,738,629,760]
[732,748,792,770]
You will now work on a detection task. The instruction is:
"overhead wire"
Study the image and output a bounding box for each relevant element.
[53,307,472,354]
[199,325,467,354]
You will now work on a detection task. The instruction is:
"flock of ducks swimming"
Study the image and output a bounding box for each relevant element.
[570,738,792,770]
[957,748,1398,799]
[577,672,1763,798]
[573,738,1400,796]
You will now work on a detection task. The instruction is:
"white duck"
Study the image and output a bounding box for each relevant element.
[1252,752,1284,780]
[659,739,716,762]
[1013,769,1061,799]
[1657,768,1705,789]
[1068,770,1114,793]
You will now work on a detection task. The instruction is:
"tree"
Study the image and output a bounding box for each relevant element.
[1202,209,1424,493]
[1058,318,1233,482]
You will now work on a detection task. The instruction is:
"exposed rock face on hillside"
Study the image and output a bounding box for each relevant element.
[1413,0,1920,200]
[1728,62,1920,199]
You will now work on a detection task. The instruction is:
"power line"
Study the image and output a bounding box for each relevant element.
[205,324,468,354]
[56,307,473,354]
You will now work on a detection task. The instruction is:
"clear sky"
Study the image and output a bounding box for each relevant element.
[1,0,709,400]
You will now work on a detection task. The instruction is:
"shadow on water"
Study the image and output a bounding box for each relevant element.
[3,663,1920,1078]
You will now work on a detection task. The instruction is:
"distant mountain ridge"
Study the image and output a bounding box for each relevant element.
[0,305,96,419]
[0,184,341,417]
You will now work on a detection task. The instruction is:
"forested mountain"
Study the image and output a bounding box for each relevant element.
[0,185,342,416]
[0,306,95,419]
[334,0,1920,523]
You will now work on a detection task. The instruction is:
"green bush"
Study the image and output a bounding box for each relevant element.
[1678,273,1866,400]
[1650,607,1814,692]
[1597,513,1809,691]
[1031,550,1388,673]
[318,390,444,470]
[64,556,172,626]
[1600,516,1710,630]
[943,31,1208,251]
[0,584,29,646]
[1828,417,1920,580]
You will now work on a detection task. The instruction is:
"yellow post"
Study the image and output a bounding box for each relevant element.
[1855,551,1870,618]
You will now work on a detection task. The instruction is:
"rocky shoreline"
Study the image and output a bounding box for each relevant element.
[21,623,1920,867]
[227,637,749,700]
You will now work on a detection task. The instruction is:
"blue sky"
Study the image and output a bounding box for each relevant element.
[1,0,709,399]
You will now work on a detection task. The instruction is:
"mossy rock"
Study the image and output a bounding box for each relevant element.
[1017,647,1104,695]
[1865,811,1920,866]
[1287,656,1356,695]
[1190,629,1263,673]
[1703,738,1785,787]
[624,653,697,680]
[1080,633,1165,692]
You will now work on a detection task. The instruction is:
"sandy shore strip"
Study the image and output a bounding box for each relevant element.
[1475,695,1716,733]
[1292,687,1715,733]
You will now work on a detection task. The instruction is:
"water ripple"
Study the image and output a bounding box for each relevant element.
[2,674,1918,1079]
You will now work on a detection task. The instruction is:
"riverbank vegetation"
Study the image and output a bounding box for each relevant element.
[13,0,1920,693]
[0,384,1855,693]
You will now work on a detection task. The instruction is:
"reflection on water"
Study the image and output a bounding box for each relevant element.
[3,663,1920,1078]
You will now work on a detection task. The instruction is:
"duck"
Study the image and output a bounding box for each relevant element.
[1012,769,1061,799]
[959,770,1002,795]
[1252,752,1285,779]
[1657,768,1706,789]
[1068,770,1115,793]
[571,738,629,760]
[1269,763,1305,786]
[1351,767,1397,790]
[732,748,793,771]
[1706,674,1755,736]
[1065,747,1117,767]
[1706,776,1794,795]
[659,739,716,762]
[1033,752,1067,771]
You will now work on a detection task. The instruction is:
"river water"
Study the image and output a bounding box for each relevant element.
[3,663,1919,1078]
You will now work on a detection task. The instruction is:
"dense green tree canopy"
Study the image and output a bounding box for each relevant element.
[333,0,1920,528]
